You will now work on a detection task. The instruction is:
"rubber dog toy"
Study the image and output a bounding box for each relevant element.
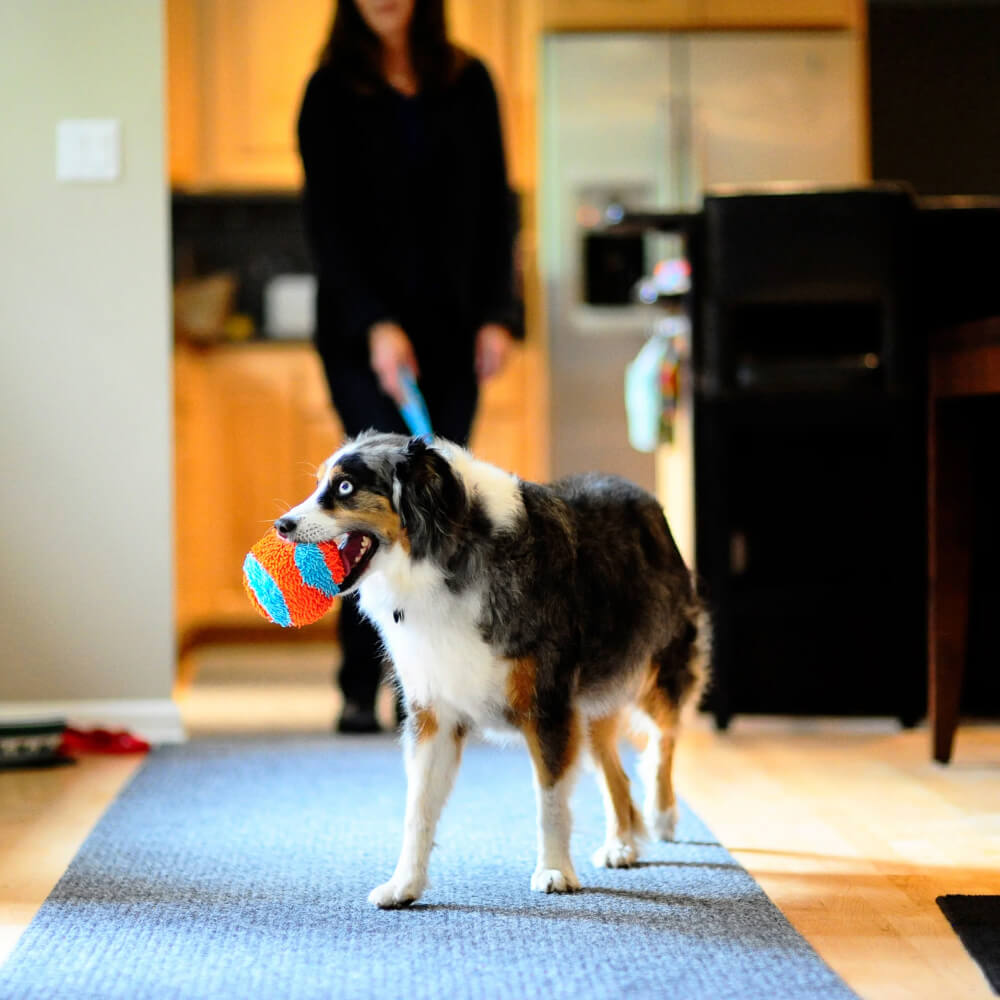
[242,532,346,627]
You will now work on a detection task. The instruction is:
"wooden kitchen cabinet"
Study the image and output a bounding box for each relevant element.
[168,0,330,189]
[541,0,861,31]
[542,0,698,31]
[174,343,342,647]
[167,0,528,190]
[195,0,331,189]
[697,0,862,29]
[168,0,863,189]
[174,341,535,650]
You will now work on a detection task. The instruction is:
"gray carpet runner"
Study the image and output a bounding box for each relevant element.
[0,736,857,999]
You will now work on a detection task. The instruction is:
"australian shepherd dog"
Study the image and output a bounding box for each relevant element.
[275,432,709,908]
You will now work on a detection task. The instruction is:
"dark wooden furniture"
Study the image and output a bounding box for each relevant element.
[613,194,1000,733]
[617,189,927,728]
[691,189,925,729]
[928,317,1000,763]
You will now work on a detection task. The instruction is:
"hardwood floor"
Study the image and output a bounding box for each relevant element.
[0,753,144,967]
[674,718,1000,1000]
[2,644,997,999]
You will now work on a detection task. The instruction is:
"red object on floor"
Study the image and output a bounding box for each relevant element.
[59,728,151,755]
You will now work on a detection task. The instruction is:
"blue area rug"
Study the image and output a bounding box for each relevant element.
[0,737,857,999]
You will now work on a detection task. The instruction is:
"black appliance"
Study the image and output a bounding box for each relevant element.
[582,230,646,306]
[616,187,928,728]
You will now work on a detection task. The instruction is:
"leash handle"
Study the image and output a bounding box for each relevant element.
[397,366,433,440]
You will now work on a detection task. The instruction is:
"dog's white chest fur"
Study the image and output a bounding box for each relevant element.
[358,546,506,722]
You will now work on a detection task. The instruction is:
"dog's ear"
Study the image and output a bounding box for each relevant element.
[394,438,467,560]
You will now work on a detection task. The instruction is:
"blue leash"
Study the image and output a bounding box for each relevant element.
[397,366,433,440]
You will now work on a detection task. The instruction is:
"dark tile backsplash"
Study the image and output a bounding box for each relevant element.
[171,191,312,337]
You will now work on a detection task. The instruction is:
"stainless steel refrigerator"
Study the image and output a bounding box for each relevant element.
[540,32,866,497]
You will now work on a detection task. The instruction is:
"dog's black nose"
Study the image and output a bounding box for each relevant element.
[274,516,298,538]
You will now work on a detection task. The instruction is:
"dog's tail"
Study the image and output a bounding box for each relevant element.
[626,590,711,763]
[682,594,713,712]
[654,585,712,715]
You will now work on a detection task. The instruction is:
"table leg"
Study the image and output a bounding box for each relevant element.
[928,396,973,764]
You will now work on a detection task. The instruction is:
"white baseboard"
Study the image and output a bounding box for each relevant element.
[0,698,186,744]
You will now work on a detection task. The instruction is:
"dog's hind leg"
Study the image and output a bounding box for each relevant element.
[588,712,645,869]
[636,679,681,841]
[637,608,711,841]
[522,706,582,894]
[368,705,466,909]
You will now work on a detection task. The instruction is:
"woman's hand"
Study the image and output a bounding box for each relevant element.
[369,321,419,404]
[475,323,514,382]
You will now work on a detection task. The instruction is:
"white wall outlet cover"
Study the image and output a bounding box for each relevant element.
[56,118,121,182]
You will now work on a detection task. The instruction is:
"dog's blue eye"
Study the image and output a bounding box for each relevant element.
[338,480,354,496]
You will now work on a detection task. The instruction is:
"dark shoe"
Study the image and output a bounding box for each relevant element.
[336,702,381,734]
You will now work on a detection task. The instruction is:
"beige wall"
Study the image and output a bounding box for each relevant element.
[0,2,175,712]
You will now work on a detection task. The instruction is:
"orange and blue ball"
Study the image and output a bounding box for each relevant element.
[242,532,347,627]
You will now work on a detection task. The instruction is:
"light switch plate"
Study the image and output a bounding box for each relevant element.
[56,119,121,182]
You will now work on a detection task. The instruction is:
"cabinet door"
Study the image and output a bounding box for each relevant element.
[175,343,547,646]
[698,0,859,28]
[197,0,331,188]
[175,345,337,639]
[174,345,214,632]
[449,0,510,81]
[448,0,513,143]
[295,350,345,471]
[471,350,530,479]
[167,0,201,187]
[542,0,697,31]
[214,350,302,593]
[541,0,857,30]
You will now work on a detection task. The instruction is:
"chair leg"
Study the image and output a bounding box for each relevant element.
[928,397,973,764]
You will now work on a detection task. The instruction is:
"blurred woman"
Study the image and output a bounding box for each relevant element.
[298,0,521,732]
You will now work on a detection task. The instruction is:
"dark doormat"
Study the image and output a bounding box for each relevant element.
[937,895,1000,993]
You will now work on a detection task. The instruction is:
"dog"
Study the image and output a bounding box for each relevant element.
[275,431,709,908]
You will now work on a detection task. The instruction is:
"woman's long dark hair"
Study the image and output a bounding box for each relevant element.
[319,0,466,93]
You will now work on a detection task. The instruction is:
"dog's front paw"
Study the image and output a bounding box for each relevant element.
[591,837,639,869]
[368,875,426,909]
[530,866,580,894]
[647,803,679,841]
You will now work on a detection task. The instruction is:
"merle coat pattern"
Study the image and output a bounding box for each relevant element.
[275,432,709,906]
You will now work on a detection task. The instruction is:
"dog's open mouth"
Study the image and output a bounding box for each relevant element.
[337,531,378,589]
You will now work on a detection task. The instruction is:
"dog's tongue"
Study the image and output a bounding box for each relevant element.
[339,533,365,569]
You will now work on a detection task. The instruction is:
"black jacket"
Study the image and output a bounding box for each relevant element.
[297,57,521,367]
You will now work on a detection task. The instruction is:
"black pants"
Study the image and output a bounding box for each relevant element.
[319,354,478,709]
